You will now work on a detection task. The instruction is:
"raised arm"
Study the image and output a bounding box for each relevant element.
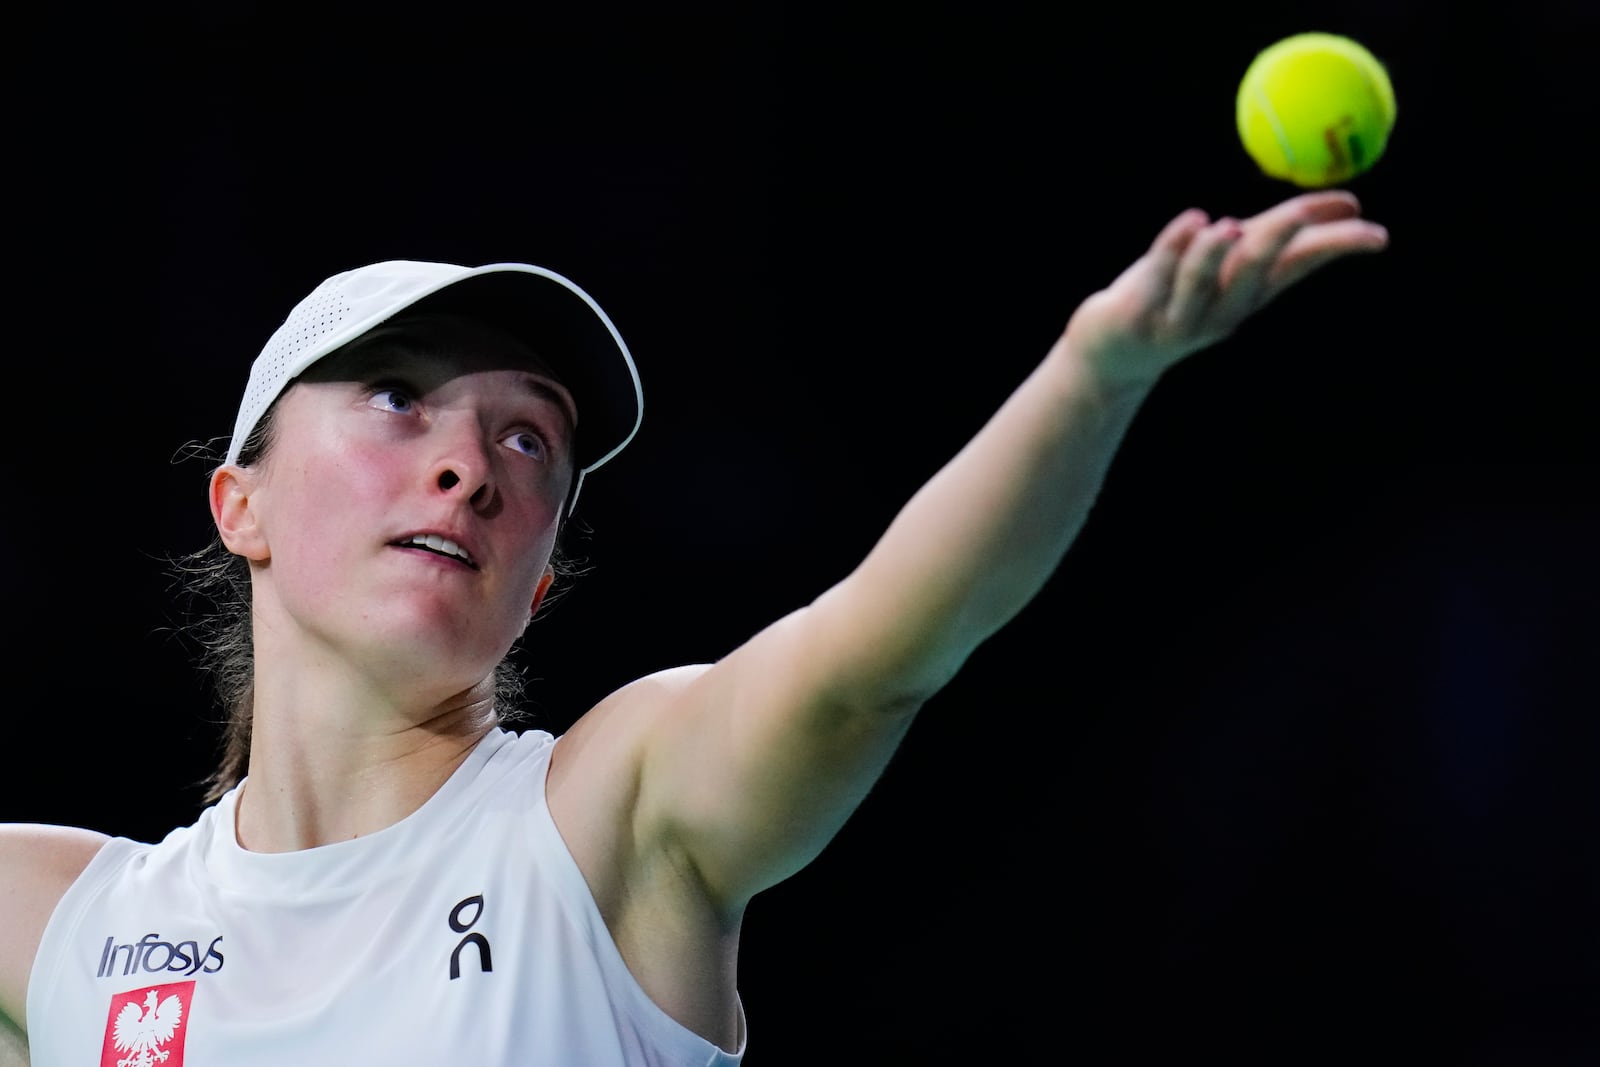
[618,190,1389,913]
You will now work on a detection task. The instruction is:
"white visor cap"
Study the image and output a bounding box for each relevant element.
[226,260,643,516]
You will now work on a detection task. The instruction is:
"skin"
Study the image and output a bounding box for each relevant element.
[217,325,574,854]
[0,191,1387,1053]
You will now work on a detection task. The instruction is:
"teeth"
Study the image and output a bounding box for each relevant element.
[403,534,473,565]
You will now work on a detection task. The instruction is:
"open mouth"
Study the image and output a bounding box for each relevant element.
[395,534,477,569]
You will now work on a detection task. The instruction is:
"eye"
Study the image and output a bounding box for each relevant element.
[367,386,418,414]
[504,429,548,462]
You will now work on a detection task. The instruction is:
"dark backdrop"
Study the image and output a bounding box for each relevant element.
[6,3,1597,1063]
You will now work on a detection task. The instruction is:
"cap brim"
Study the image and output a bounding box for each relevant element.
[405,266,642,476]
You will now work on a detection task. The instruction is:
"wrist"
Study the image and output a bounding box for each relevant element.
[1044,332,1164,413]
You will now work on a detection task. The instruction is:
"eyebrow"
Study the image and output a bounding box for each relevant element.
[518,374,578,436]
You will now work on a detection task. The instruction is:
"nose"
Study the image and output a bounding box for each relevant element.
[430,420,500,514]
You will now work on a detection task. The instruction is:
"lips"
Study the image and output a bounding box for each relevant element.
[394,533,477,568]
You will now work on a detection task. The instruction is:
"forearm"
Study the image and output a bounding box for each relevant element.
[824,335,1156,697]
[809,192,1386,705]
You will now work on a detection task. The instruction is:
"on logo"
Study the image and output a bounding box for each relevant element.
[449,894,493,980]
[99,980,194,1067]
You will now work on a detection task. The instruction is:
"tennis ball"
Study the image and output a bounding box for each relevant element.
[1236,32,1397,188]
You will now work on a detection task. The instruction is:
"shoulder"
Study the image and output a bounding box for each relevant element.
[0,822,112,871]
[545,664,714,859]
[0,824,112,1033]
[553,665,714,778]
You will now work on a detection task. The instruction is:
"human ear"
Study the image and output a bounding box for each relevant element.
[528,568,556,617]
[210,465,270,562]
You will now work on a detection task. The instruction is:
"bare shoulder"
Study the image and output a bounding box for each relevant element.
[549,664,713,792]
[545,664,712,867]
[544,665,743,1042]
[0,824,110,1035]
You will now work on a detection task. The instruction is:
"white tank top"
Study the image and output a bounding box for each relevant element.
[27,727,745,1066]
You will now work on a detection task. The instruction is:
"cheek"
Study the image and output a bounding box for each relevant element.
[269,446,403,566]
[503,515,562,600]
[498,463,570,553]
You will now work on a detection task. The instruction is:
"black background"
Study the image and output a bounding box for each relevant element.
[6,3,1598,1063]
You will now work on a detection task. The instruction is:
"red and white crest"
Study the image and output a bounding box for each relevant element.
[99,980,194,1067]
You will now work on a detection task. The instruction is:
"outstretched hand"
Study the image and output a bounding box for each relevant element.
[1062,189,1389,391]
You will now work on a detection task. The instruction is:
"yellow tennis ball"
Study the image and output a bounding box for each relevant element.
[1236,32,1397,188]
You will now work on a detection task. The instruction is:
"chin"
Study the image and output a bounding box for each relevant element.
[357,621,508,684]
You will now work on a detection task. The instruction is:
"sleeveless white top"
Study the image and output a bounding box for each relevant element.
[27,727,745,1066]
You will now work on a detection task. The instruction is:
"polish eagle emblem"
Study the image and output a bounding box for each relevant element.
[111,988,184,1066]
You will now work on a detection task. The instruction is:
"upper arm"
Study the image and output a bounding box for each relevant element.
[0,825,109,1035]
[634,569,950,914]
[592,364,1110,920]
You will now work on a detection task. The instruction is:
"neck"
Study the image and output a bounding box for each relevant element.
[234,682,497,853]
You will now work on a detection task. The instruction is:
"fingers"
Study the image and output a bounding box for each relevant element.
[1210,211,1311,325]
[1111,193,1385,350]
[1165,216,1242,333]
[1150,207,1212,258]
[1215,194,1387,322]
[1137,207,1210,300]
[1148,193,1360,321]
[1266,217,1390,292]
[1246,188,1365,229]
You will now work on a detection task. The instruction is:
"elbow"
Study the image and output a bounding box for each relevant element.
[836,649,965,722]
